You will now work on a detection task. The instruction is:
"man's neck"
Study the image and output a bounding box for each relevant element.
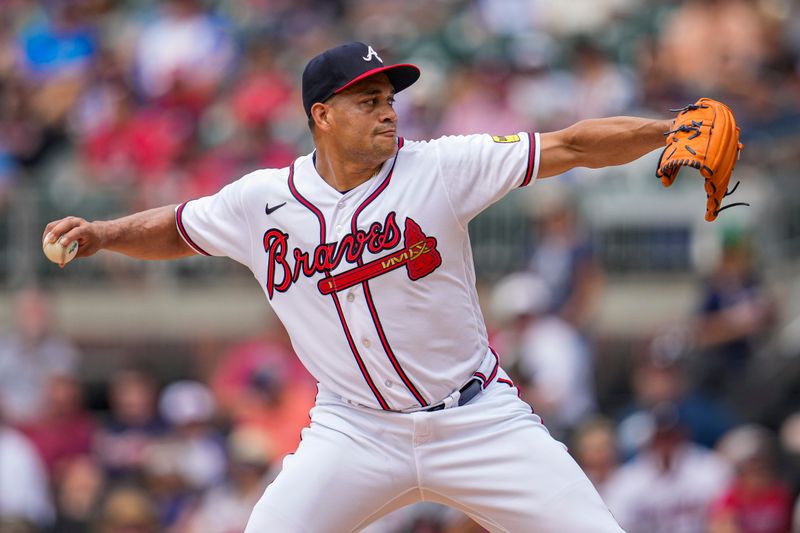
[313,148,384,193]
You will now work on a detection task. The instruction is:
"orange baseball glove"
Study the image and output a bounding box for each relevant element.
[656,98,747,222]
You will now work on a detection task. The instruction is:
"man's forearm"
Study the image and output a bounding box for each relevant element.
[569,117,673,169]
[98,205,194,259]
[538,116,673,178]
[43,204,195,263]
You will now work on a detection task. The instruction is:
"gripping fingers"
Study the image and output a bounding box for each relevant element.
[42,217,101,259]
[43,216,87,245]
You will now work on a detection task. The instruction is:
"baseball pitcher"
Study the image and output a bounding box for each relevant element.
[43,42,744,532]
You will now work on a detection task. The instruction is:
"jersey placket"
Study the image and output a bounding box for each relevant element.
[288,163,391,410]
[332,191,413,408]
[330,199,387,398]
[347,183,429,408]
[331,144,429,410]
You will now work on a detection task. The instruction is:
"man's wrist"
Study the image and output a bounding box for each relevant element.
[95,220,114,250]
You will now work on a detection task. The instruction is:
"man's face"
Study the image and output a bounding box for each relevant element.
[324,73,398,164]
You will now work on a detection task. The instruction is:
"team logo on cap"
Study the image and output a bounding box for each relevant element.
[362,45,383,63]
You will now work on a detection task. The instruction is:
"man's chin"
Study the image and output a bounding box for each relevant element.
[375,135,398,156]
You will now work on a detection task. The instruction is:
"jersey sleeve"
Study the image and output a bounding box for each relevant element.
[175,177,252,267]
[434,132,539,225]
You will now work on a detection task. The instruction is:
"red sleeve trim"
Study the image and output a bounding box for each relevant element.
[519,132,536,188]
[175,202,212,256]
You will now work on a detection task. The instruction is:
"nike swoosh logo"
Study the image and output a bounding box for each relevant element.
[265,202,286,215]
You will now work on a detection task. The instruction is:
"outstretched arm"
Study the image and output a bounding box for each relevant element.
[43,205,195,263]
[538,117,673,179]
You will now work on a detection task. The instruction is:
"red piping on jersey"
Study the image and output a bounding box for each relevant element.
[176,201,212,256]
[497,377,522,398]
[287,161,391,411]
[473,347,500,389]
[485,347,500,386]
[350,139,429,408]
[519,132,536,188]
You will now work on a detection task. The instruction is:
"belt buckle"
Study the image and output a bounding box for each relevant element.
[426,378,483,412]
[457,378,483,407]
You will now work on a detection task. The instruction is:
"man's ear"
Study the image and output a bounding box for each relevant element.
[310,102,333,132]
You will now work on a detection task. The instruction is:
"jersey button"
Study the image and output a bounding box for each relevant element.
[384,379,393,388]
[362,338,371,348]
[346,292,355,302]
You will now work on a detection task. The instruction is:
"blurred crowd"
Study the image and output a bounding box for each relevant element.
[1,0,798,219]
[2,0,800,532]
[1,211,797,533]
[1,287,318,532]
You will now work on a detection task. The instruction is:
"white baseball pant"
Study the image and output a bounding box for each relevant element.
[245,368,624,533]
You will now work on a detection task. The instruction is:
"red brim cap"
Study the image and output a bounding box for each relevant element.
[333,64,421,95]
[302,42,421,116]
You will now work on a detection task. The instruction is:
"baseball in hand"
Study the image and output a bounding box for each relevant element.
[42,238,79,265]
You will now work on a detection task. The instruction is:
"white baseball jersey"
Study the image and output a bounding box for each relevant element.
[176,132,540,411]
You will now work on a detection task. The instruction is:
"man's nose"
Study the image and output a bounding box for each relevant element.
[379,102,397,123]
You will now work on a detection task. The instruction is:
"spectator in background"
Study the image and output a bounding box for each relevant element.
[490,272,596,440]
[134,380,225,529]
[230,41,294,133]
[10,2,95,172]
[16,2,97,81]
[604,402,732,533]
[437,66,528,136]
[17,373,97,481]
[94,367,167,480]
[655,0,776,97]
[140,441,196,531]
[571,416,620,498]
[0,287,79,423]
[617,331,736,456]
[0,397,54,530]
[79,82,193,207]
[212,325,316,461]
[184,39,299,201]
[780,413,800,528]
[526,189,604,331]
[134,0,235,113]
[97,486,159,533]
[187,428,276,533]
[570,37,636,122]
[53,455,106,533]
[693,232,776,402]
[157,380,226,491]
[709,425,792,533]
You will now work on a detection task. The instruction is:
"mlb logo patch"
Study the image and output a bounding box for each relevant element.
[491,134,520,143]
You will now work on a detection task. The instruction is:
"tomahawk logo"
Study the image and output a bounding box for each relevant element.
[318,218,441,295]
[362,45,383,63]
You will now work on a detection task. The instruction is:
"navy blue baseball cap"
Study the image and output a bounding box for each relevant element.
[302,42,420,117]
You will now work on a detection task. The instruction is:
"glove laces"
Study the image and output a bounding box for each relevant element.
[707,179,750,216]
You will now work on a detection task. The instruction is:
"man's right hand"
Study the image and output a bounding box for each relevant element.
[41,205,195,263]
[42,216,106,261]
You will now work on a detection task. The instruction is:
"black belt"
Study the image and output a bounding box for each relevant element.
[425,378,483,412]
